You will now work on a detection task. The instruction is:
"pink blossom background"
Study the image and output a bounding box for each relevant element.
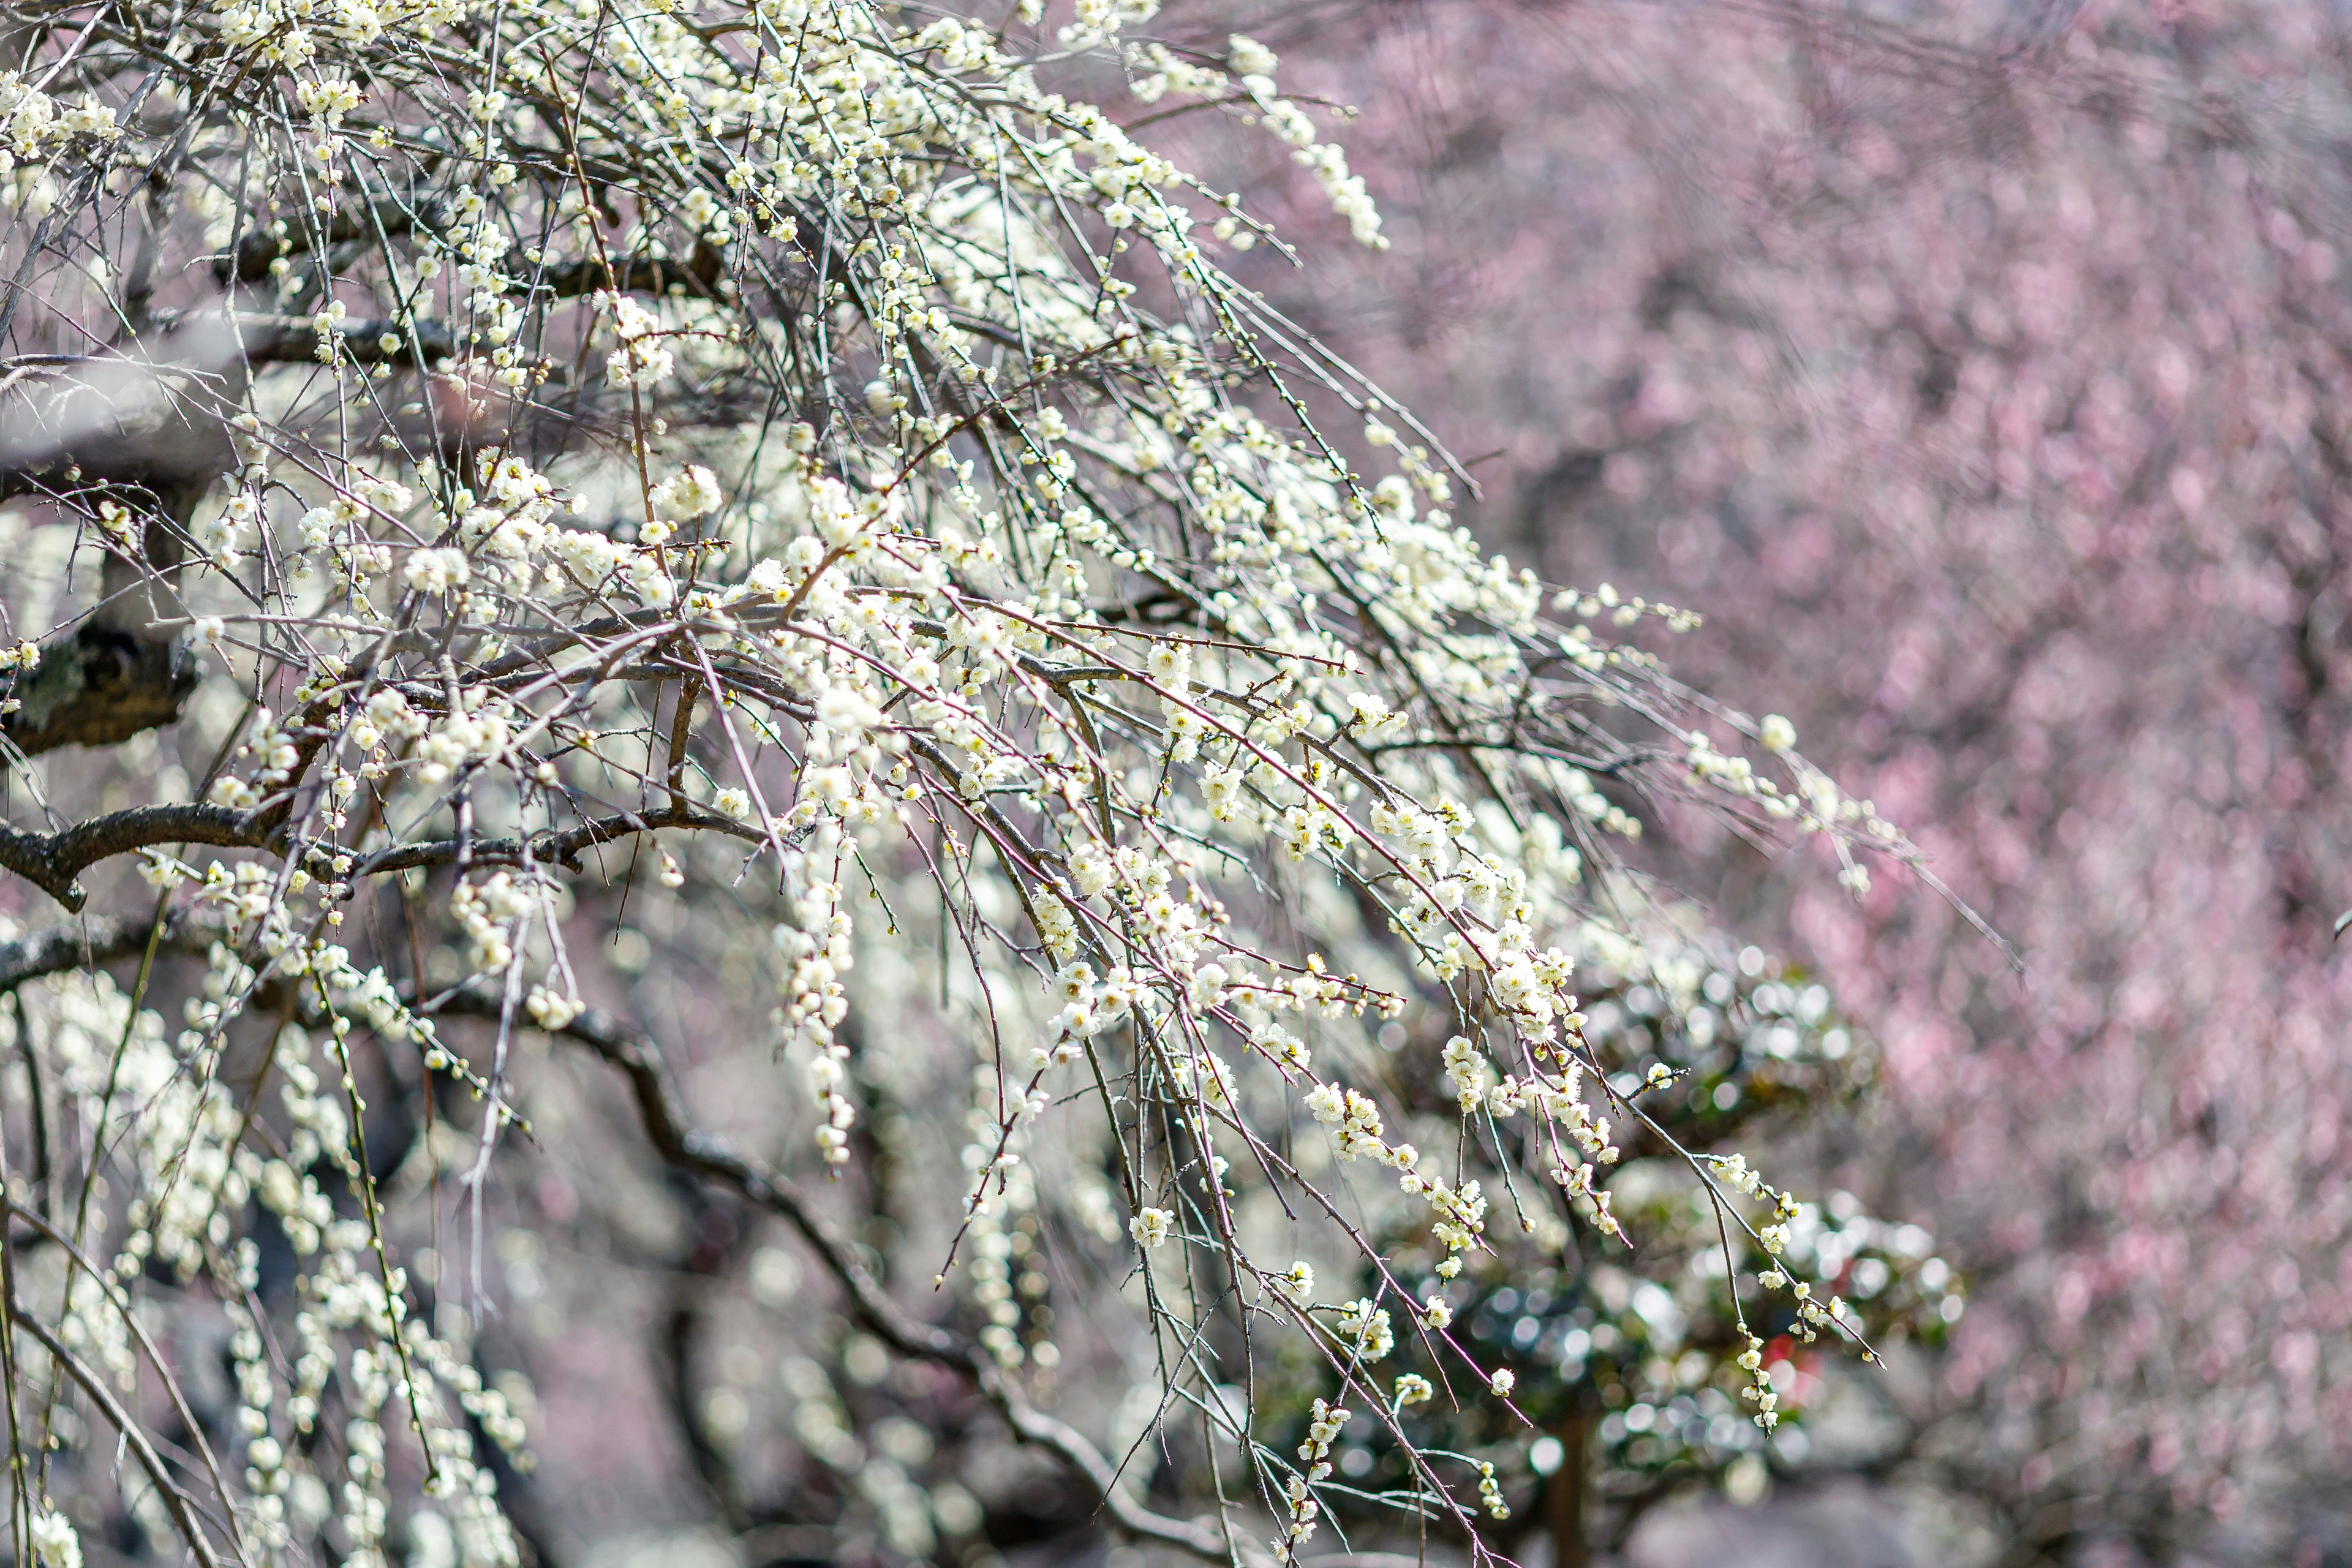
[1168,0,2352,1557]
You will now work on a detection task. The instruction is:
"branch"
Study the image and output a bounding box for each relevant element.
[219,207,722,302]
[352,803,769,876]
[0,804,265,911]
[5,627,201,756]
[0,916,233,1001]
[233,315,458,367]
[536,242,725,301]
[10,1308,228,1568]
[0,914,156,989]
[219,204,427,285]
[0,793,767,911]
[439,990,1233,1561]
[3,1199,252,1568]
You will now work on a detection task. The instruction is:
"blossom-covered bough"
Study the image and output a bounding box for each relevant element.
[0,0,1948,1564]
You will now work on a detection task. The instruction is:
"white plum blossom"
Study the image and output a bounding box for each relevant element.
[404,548,470,593]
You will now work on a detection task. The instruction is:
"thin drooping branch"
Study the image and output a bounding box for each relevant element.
[0,920,1228,1559]
[437,989,1234,1562]
[2,1199,252,1568]
[10,1308,229,1568]
[0,919,1227,1556]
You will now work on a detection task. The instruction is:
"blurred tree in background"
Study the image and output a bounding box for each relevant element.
[1166,0,2352,1561]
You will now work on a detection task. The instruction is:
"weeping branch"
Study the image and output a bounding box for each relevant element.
[437,988,1236,1562]
[10,1309,230,1568]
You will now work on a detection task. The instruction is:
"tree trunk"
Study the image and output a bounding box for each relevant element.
[6,481,202,755]
[1544,1408,1594,1568]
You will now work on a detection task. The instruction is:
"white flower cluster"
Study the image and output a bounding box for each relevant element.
[603,293,676,390]
[31,1510,81,1568]
[1278,1396,1350,1562]
[0,70,118,215]
[4,944,533,1566]
[450,871,549,974]
[779,869,856,1163]
[1333,1298,1395,1363]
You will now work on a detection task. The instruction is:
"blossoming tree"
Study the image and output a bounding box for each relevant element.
[0,1,1942,1566]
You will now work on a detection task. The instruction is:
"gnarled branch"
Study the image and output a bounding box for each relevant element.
[0,804,265,911]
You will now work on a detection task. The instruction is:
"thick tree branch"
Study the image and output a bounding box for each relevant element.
[0,916,234,1001]
[0,914,156,989]
[219,204,428,285]
[6,627,200,755]
[0,793,778,911]
[221,208,720,302]
[537,243,726,301]
[0,804,265,911]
